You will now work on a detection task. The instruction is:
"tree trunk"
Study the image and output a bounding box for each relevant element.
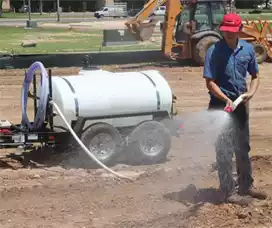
[0,0,3,17]
[265,0,269,8]
[39,0,43,15]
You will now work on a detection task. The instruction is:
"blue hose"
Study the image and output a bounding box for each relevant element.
[21,61,49,130]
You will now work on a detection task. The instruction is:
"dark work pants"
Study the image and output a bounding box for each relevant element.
[208,99,254,198]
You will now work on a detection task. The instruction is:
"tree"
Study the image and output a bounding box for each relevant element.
[265,0,270,8]
[0,0,3,17]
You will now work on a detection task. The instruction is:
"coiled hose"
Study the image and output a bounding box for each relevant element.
[21,61,49,130]
[21,61,132,181]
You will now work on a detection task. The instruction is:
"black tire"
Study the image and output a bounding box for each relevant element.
[126,121,171,165]
[253,43,267,64]
[79,123,125,167]
[193,36,220,66]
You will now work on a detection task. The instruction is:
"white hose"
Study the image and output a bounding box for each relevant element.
[21,61,132,181]
[50,100,133,181]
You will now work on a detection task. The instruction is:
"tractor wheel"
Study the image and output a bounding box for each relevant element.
[253,43,267,64]
[193,36,220,66]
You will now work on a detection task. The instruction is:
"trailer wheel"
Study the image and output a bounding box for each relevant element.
[253,43,267,64]
[126,121,171,165]
[193,36,220,66]
[80,123,124,167]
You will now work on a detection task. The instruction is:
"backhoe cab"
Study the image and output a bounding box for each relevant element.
[163,0,228,65]
[123,0,229,65]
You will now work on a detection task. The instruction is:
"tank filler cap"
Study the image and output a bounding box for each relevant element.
[82,54,101,71]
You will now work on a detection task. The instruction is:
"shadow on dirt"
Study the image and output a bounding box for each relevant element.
[164,184,223,206]
[163,184,224,219]
[0,147,170,170]
[0,159,18,169]
[2,148,66,169]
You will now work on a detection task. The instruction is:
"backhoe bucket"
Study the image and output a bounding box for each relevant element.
[127,19,159,41]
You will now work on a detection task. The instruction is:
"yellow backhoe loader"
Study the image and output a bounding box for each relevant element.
[104,0,272,65]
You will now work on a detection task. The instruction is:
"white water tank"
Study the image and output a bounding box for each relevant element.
[51,69,173,128]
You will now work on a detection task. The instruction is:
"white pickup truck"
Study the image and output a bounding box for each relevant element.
[94,5,128,19]
[150,5,166,17]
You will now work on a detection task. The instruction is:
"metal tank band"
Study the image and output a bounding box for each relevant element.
[140,72,161,110]
[61,77,80,117]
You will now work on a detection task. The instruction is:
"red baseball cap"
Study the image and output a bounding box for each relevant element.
[219,13,242,33]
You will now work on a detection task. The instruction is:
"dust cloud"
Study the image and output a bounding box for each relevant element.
[165,109,236,170]
[178,109,233,139]
[60,110,236,171]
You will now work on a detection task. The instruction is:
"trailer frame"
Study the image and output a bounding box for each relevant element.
[0,68,179,155]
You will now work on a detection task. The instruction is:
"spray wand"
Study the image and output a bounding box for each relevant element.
[224,95,244,113]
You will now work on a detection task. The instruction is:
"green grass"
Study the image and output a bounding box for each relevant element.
[3,11,272,20]
[0,27,160,54]
[0,13,270,55]
[0,12,94,19]
[1,12,55,18]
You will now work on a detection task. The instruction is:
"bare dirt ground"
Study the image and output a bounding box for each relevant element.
[0,63,272,228]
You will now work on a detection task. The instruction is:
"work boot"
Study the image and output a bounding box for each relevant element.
[240,187,268,200]
[226,192,252,206]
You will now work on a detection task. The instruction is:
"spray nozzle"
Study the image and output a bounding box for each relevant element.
[224,95,244,113]
[224,105,233,113]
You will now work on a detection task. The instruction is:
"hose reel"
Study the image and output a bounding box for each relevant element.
[21,61,49,130]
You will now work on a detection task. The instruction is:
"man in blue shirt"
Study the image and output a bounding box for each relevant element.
[203,13,267,205]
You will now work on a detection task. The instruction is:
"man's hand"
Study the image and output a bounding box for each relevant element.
[240,92,253,103]
[224,98,233,110]
[205,79,232,103]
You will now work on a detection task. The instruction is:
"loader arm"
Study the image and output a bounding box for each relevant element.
[161,0,183,59]
[162,0,199,59]
[125,0,167,41]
